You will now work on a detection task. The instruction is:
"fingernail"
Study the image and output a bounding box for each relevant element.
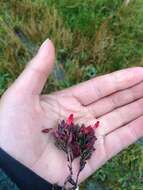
[39,38,50,52]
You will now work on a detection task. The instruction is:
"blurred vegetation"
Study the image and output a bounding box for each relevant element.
[0,0,143,189]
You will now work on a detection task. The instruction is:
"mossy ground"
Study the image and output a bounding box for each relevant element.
[0,0,143,189]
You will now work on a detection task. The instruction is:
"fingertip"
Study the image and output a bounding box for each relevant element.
[36,38,55,76]
[129,66,143,81]
[11,39,56,94]
[127,66,143,75]
[38,38,55,59]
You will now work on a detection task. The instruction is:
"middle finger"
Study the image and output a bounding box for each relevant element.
[96,97,143,136]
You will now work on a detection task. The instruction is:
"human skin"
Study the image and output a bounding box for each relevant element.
[0,39,143,187]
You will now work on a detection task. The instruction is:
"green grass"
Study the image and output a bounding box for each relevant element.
[0,0,143,189]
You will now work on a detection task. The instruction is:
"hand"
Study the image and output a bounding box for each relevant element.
[0,39,143,187]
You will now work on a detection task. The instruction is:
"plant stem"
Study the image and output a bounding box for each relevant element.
[75,169,81,188]
[62,148,76,189]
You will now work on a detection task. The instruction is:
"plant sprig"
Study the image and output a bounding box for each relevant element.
[42,114,99,190]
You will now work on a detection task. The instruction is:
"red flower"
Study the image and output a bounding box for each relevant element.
[66,114,74,125]
[93,121,100,129]
[83,126,94,134]
[80,122,99,135]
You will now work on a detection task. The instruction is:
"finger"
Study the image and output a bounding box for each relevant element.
[12,39,55,94]
[69,67,143,105]
[81,115,143,181]
[88,80,143,117]
[98,98,143,136]
[104,115,143,160]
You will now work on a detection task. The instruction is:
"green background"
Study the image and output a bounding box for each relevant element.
[0,0,143,189]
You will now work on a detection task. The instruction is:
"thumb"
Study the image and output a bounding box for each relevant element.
[12,39,55,95]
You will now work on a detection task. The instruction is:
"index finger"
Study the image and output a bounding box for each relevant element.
[69,67,143,105]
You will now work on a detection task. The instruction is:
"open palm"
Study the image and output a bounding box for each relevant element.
[0,39,143,187]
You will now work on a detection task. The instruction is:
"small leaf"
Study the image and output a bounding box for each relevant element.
[41,128,52,133]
